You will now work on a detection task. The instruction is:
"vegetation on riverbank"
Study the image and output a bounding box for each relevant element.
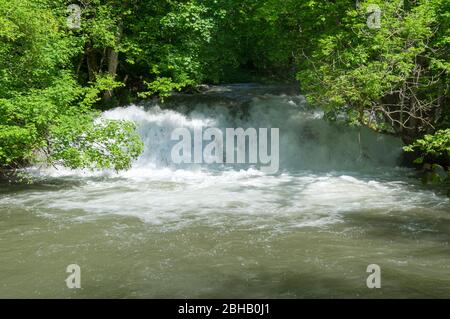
[0,0,448,182]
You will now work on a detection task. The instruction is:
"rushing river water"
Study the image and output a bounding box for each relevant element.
[1,84,449,298]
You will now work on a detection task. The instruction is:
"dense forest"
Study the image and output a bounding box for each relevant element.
[0,0,449,182]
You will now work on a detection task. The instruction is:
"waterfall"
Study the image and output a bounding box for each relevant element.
[101,84,404,174]
[20,84,441,228]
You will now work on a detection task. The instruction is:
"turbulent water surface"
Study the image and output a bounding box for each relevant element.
[1,84,449,298]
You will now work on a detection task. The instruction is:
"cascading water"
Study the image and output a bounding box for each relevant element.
[1,84,449,298]
[101,84,403,172]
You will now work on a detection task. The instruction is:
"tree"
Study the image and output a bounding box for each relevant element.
[0,0,143,173]
[298,0,449,144]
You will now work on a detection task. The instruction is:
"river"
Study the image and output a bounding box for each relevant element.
[1,84,449,298]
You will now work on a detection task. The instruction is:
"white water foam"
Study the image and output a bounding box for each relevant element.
[12,88,448,228]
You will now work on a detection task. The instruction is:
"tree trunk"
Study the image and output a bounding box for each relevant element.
[86,46,98,82]
[103,24,123,101]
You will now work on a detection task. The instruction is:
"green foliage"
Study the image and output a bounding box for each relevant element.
[139,77,187,100]
[404,129,450,195]
[298,0,449,143]
[0,0,143,173]
[404,129,450,164]
[48,118,143,171]
[82,74,125,107]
